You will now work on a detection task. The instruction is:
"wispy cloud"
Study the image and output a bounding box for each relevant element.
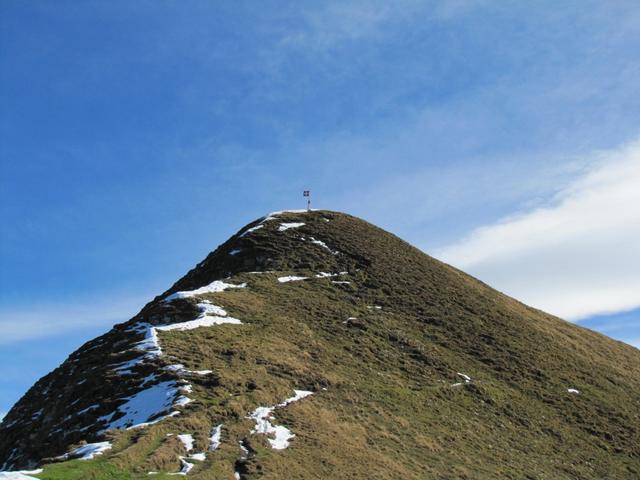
[435,139,640,320]
[0,294,152,344]
[278,2,396,49]
[276,0,484,53]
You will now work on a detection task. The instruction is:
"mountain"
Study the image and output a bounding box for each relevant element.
[0,210,639,480]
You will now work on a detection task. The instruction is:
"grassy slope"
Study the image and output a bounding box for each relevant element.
[12,211,640,479]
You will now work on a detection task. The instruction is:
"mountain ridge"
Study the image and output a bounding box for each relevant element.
[1,210,639,479]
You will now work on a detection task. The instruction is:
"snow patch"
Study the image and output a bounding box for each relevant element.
[135,325,162,359]
[112,358,143,374]
[278,272,348,283]
[247,390,313,450]
[196,300,227,316]
[177,434,194,452]
[168,457,194,476]
[239,224,264,237]
[164,280,246,302]
[315,271,348,278]
[309,237,331,251]
[278,222,305,231]
[277,276,308,283]
[99,381,184,431]
[239,441,249,457]
[30,409,43,419]
[229,249,241,256]
[239,209,310,237]
[280,390,314,406]
[57,442,112,461]
[76,405,99,415]
[568,388,580,394]
[174,392,192,407]
[451,372,472,387]
[164,364,210,376]
[308,237,338,254]
[157,315,242,332]
[0,471,43,480]
[210,424,223,450]
[263,209,312,220]
[74,442,112,460]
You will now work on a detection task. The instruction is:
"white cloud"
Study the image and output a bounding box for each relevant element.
[435,139,640,320]
[0,294,151,344]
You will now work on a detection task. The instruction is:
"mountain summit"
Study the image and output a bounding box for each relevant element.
[1,210,639,479]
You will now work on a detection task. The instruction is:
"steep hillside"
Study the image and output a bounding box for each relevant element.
[1,210,639,479]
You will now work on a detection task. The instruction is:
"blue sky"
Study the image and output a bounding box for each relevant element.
[1,0,639,418]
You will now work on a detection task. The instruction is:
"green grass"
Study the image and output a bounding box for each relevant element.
[35,458,135,479]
